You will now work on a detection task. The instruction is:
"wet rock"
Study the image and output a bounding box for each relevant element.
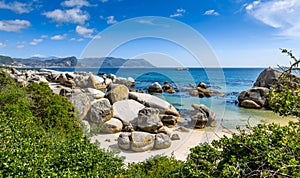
[197,87,213,97]
[240,99,262,109]
[197,82,207,89]
[147,82,163,93]
[189,89,199,97]
[162,81,175,93]
[154,133,171,149]
[137,108,163,133]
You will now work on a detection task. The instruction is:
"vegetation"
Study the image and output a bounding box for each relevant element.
[268,49,300,117]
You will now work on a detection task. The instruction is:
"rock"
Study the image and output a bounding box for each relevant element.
[85,88,105,99]
[189,90,199,97]
[114,77,135,88]
[253,67,280,89]
[162,81,175,93]
[213,91,225,97]
[113,99,145,124]
[197,82,207,89]
[137,108,163,133]
[240,100,262,109]
[191,104,216,128]
[157,126,172,136]
[101,118,123,133]
[117,133,131,150]
[197,87,213,97]
[147,82,163,93]
[104,78,112,86]
[131,132,155,152]
[74,74,91,88]
[174,126,190,132]
[90,74,106,90]
[88,98,113,125]
[129,92,180,116]
[171,134,180,140]
[160,115,177,127]
[105,84,129,104]
[59,87,72,97]
[71,89,91,120]
[154,133,171,149]
[238,87,270,109]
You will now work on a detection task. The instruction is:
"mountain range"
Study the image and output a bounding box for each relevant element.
[0,55,155,68]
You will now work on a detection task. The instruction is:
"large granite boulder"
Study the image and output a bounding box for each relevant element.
[89,74,106,90]
[70,89,91,120]
[190,104,217,128]
[85,88,105,99]
[113,99,145,124]
[137,108,163,133]
[147,82,163,93]
[154,133,171,149]
[131,132,155,152]
[117,133,131,150]
[253,67,280,89]
[88,98,113,125]
[113,77,135,88]
[105,84,129,104]
[101,118,123,133]
[129,92,180,116]
[238,87,270,109]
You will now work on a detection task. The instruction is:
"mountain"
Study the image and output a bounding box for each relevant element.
[14,56,78,68]
[0,55,14,65]
[78,57,155,68]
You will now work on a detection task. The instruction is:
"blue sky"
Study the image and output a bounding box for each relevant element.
[0,0,299,67]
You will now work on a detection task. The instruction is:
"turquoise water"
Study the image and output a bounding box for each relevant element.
[47,67,295,129]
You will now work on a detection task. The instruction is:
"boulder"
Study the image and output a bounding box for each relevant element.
[113,99,145,124]
[70,89,91,120]
[117,133,131,150]
[162,81,175,93]
[74,74,91,88]
[157,126,172,136]
[171,133,180,140]
[105,84,129,104]
[197,87,213,97]
[154,133,171,149]
[114,77,135,88]
[85,88,105,99]
[197,82,207,89]
[59,87,72,97]
[101,118,123,133]
[160,115,177,127]
[190,104,217,128]
[88,98,113,125]
[238,87,270,109]
[147,82,163,93]
[131,132,155,152]
[129,92,180,116]
[90,74,106,90]
[189,90,199,97]
[253,67,280,89]
[137,108,163,133]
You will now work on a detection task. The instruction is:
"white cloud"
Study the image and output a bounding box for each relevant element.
[246,0,300,38]
[29,38,43,46]
[107,16,117,24]
[0,41,6,48]
[51,34,67,40]
[0,1,32,14]
[203,9,220,16]
[0,19,31,32]
[76,25,94,38]
[43,8,89,25]
[41,35,48,38]
[170,8,186,18]
[61,0,91,7]
[16,45,24,49]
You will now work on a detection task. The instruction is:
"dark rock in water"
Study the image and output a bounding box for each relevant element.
[162,81,176,93]
[238,87,269,109]
[197,87,213,97]
[147,82,163,93]
[189,89,199,97]
[253,67,280,89]
[137,107,163,133]
[197,82,207,89]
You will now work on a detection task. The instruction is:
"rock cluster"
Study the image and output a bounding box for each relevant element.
[190,104,217,128]
[188,82,224,98]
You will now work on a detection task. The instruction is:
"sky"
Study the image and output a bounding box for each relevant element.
[0,0,299,67]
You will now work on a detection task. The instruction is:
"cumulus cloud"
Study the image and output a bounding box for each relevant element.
[51,34,67,40]
[76,25,95,38]
[106,16,117,24]
[29,38,43,46]
[0,19,31,32]
[245,0,300,38]
[203,9,220,16]
[43,8,89,25]
[170,8,186,18]
[61,0,91,8]
[0,1,32,14]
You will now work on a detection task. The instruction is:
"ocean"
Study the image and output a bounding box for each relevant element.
[47,67,294,130]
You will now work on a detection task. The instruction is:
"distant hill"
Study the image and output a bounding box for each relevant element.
[14,56,78,67]
[79,57,155,68]
[0,55,14,65]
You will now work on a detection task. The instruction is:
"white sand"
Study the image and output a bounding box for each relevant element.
[90,128,233,164]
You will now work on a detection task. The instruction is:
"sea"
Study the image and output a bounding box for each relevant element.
[43,67,295,130]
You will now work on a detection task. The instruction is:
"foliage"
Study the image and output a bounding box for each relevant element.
[268,49,300,117]
[0,71,124,177]
[125,155,185,178]
[183,122,300,177]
